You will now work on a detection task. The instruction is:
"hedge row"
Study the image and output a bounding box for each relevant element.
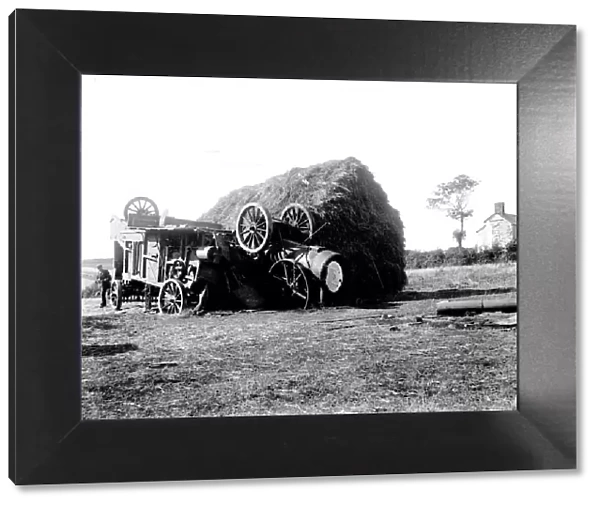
[405,240,517,269]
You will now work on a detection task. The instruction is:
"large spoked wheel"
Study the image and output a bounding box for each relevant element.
[110,280,123,310]
[123,197,159,219]
[280,203,314,240]
[158,280,185,315]
[269,259,311,310]
[235,203,273,254]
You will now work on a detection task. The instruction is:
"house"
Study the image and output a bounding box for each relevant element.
[476,202,517,249]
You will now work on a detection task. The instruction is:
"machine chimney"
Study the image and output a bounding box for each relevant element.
[494,202,505,215]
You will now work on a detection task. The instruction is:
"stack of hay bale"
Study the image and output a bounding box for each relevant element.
[200,157,406,303]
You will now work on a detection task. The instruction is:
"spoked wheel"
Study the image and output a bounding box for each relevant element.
[110,280,122,310]
[280,203,314,240]
[235,203,273,254]
[269,259,311,310]
[158,280,185,315]
[123,197,159,219]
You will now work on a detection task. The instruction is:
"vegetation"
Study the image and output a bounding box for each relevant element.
[200,157,407,301]
[82,261,111,298]
[82,258,112,269]
[427,174,480,250]
[82,283,100,298]
[405,239,517,270]
[82,293,516,419]
[405,262,516,292]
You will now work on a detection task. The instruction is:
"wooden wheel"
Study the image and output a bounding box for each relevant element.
[235,203,273,254]
[280,203,314,239]
[269,259,311,310]
[123,197,159,219]
[110,280,122,310]
[158,280,185,315]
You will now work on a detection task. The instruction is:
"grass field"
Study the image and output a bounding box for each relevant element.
[81,262,517,419]
[81,258,113,290]
[405,262,516,292]
[82,258,113,269]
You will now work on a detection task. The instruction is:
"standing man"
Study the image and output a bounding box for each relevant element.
[96,264,112,308]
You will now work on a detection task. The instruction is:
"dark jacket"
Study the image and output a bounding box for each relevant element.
[96,268,112,286]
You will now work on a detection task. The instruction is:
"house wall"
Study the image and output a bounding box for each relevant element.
[477,223,494,249]
[491,219,515,246]
[476,215,515,249]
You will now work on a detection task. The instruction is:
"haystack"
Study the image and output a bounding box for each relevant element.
[200,157,406,302]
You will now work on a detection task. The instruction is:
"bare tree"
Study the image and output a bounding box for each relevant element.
[427,175,479,251]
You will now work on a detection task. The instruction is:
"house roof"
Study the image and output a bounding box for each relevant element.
[483,212,517,225]
[476,212,517,233]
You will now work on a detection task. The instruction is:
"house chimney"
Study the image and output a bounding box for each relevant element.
[494,202,505,215]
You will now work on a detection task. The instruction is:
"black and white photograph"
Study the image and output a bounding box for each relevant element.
[6,0,583,494]
[81,76,517,419]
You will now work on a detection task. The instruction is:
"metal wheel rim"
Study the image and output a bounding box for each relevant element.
[236,203,273,253]
[159,280,184,315]
[109,281,121,309]
[123,197,159,219]
[269,259,310,309]
[281,203,314,238]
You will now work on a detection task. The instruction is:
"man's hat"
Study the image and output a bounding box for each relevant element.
[97,264,103,269]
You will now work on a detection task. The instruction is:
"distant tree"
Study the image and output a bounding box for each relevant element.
[452,229,466,246]
[427,174,479,251]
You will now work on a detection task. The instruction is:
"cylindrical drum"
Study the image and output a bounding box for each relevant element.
[297,247,344,294]
[196,246,216,261]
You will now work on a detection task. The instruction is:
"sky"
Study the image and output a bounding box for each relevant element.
[82,75,516,259]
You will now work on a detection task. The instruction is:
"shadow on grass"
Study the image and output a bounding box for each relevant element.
[82,315,117,332]
[82,343,138,357]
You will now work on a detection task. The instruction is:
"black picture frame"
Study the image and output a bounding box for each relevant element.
[8,9,576,485]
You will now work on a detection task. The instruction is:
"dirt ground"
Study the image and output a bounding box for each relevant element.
[81,290,517,419]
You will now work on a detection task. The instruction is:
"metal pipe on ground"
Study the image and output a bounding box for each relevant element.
[436,297,517,316]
